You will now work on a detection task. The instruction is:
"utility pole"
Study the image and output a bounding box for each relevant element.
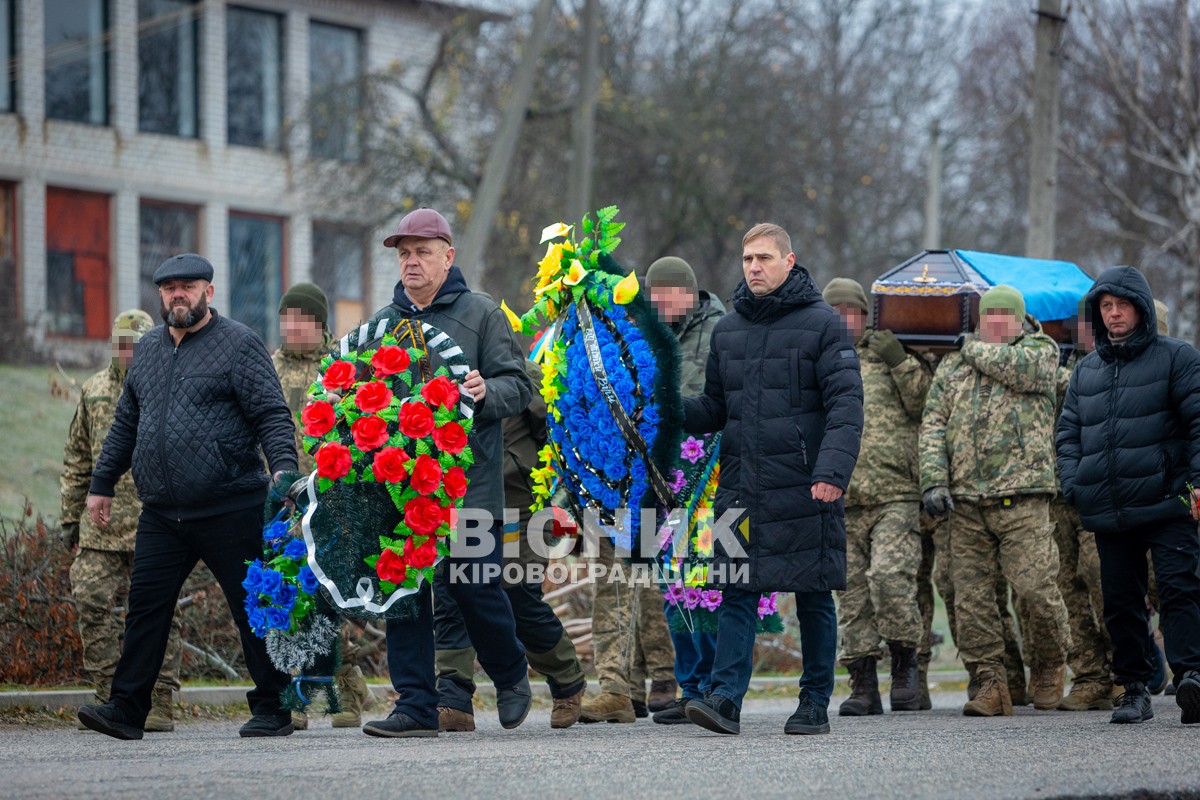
[456,0,557,272]
[923,121,942,250]
[567,0,599,226]
[1025,0,1067,259]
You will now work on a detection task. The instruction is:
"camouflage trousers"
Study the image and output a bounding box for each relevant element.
[591,535,675,700]
[70,548,182,701]
[916,512,939,667]
[1044,501,1111,682]
[838,502,924,662]
[950,497,1070,676]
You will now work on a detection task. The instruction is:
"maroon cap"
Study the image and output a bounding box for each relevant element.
[383,208,453,248]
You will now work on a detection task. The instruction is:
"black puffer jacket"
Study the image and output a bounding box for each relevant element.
[91,310,298,519]
[683,267,863,593]
[1055,266,1200,534]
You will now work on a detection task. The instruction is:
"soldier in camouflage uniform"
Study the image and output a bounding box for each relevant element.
[273,283,374,729]
[920,285,1071,717]
[823,278,931,716]
[61,309,182,732]
[435,358,587,731]
[1050,308,1114,710]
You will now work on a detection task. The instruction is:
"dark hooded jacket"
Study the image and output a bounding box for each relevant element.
[367,266,532,520]
[1055,266,1200,534]
[683,267,864,593]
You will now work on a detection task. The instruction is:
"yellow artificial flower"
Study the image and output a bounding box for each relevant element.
[500,299,522,332]
[563,260,589,286]
[540,222,572,243]
[535,277,563,297]
[537,242,564,281]
[541,381,560,405]
[613,271,640,304]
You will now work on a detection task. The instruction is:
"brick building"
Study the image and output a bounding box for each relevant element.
[0,0,498,361]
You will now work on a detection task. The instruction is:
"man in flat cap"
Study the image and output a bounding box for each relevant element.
[78,254,299,740]
[62,309,183,733]
[361,208,534,738]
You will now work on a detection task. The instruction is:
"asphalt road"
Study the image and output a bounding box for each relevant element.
[2,692,1198,800]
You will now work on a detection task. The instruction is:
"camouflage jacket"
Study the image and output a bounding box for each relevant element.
[272,337,334,474]
[919,332,1059,500]
[845,336,932,506]
[61,367,140,551]
[1055,347,1084,419]
[675,292,726,398]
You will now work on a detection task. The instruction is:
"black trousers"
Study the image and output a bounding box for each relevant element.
[1094,517,1200,685]
[108,505,289,724]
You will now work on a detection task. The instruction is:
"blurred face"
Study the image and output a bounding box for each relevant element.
[649,285,697,323]
[1099,293,1140,338]
[396,237,453,302]
[833,304,867,339]
[1073,316,1095,352]
[280,308,324,352]
[742,236,795,296]
[111,338,137,369]
[981,309,1023,344]
[158,279,213,328]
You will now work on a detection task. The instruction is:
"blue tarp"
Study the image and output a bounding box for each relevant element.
[955,250,1095,322]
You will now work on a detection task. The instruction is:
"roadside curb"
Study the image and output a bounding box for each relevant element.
[0,671,970,710]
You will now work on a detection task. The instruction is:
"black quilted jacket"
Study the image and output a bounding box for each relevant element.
[1056,266,1200,534]
[90,310,298,519]
[683,267,864,593]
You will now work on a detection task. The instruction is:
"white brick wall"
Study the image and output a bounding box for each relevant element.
[0,0,470,361]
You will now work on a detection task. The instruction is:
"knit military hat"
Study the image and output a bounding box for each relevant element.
[111,308,155,343]
[822,277,869,313]
[279,282,330,330]
[646,256,697,293]
[978,284,1025,321]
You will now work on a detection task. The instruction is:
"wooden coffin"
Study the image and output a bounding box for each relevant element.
[871,250,987,349]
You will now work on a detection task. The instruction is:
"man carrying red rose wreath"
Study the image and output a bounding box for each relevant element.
[358,208,535,738]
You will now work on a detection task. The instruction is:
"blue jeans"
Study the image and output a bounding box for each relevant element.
[385,524,527,728]
[669,605,717,699]
[708,587,837,709]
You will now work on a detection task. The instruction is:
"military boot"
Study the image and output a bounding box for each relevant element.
[647,679,678,713]
[888,642,922,711]
[1030,664,1065,710]
[963,670,1013,717]
[1057,680,1114,711]
[839,656,883,716]
[579,691,636,723]
[1009,677,1029,707]
[966,664,980,701]
[144,687,176,732]
[331,665,371,728]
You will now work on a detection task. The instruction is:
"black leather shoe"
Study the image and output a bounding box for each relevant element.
[239,714,294,737]
[1176,670,1200,724]
[685,694,741,735]
[652,697,691,725]
[78,703,143,740]
[363,711,438,738]
[497,675,532,729]
[1111,682,1154,724]
[785,693,831,735]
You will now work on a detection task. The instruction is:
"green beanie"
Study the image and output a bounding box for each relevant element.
[823,277,869,313]
[646,256,697,293]
[978,284,1025,321]
[279,282,329,330]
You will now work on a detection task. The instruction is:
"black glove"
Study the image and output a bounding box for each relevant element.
[62,522,80,550]
[867,329,907,369]
[922,486,954,517]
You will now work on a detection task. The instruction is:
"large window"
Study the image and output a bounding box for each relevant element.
[46,188,111,338]
[138,0,199,137]
[312,223,367,334]
[229,213,284,347]
[139,201,199,315]
[227,7,282,148]
[45,0,109,124]
[0,0,14,112]
[309,21,362,160]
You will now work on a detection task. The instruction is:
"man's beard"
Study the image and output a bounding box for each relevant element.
[160,294,208,328]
